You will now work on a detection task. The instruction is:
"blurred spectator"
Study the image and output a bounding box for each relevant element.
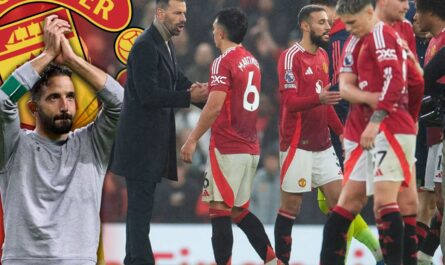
[250,149,280,224]
[172,28,194,68]
[152,163,204,223]
[101,172,127,223]
[185,42,215,83]
[248,18,281,98]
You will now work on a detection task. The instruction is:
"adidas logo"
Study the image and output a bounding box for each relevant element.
[305,67,314,75]
[375,168,383,177]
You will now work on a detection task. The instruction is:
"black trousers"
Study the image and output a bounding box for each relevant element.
[124,179,157,265]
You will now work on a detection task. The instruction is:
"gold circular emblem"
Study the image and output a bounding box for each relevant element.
[298,178,306,188]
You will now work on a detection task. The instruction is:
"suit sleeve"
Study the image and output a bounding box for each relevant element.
[128,40,191,109]
[373,30,406,113]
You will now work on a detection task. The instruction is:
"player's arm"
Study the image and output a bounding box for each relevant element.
[327,105,344,136]
[361,31,404,149]
[338,72,379,108]
[406,59,424,122]
[281,81,340,112]
[180,90,226,163]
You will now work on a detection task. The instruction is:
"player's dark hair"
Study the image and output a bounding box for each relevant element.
[215,7,248,44]
[156,0,185,9]
[298,5,327,28]
[310,0,338,7]
[416,0,445,21]
[31,63,72,101]
[336,0,373,16]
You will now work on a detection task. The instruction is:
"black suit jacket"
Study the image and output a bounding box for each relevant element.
[109,25,192,182]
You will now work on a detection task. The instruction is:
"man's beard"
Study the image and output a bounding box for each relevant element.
[311,31,329,50]
[38,109,73,135]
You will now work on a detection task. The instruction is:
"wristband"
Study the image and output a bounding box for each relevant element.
[1,75,28,103]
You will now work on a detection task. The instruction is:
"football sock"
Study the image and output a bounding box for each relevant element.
[318,189,382,262]
[376,203,403,265]
[233,209,276,263]
[274,209,296,265]
[320,206,354,265]
[416,221,429,247]
[210,209,233,265]
[403,215,418,265]
[420,211,442,257]
[352,215,383,262]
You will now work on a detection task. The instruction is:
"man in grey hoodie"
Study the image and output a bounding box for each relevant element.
[0,15,123,265]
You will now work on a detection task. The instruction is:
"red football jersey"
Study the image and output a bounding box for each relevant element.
[425,28,445,146]
[392,19,417,55]
[392,20,424,122]
[357,22,415,135]
[208,46,261,155]
[340,35,369,143]
[277,42,342,152]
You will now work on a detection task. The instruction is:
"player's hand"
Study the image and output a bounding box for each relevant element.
[339,134,345,159]
[43,15,71,60]
[180,139,197,163]
[319,84,341,105]
[190,82,209,103]
[360,122,380,150]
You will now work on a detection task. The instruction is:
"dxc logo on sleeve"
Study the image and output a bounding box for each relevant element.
[376,48,397,62]
[210,75,227,86]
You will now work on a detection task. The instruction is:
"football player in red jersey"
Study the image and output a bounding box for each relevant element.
[414,0,445,262]
[180,7,277,265]
[321,0,417,264]
[374,1,425,264]
[274,5,347,265]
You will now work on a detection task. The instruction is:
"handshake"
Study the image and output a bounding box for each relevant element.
[189,82,209,104]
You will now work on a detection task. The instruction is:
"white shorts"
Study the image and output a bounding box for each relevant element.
[279,146,343,193]
[202,148,259,208]
[424,143,443,191]
[344,139,374,194]
[367,132,416,195]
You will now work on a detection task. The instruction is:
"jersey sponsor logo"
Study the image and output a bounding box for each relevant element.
[376,48,397,62]
[315,80,323,94]
[210,75,227,86]
[284,70,295,84]
[304,67,314,75]
[284,84,297,89]
[344,53,354,67]
[298,178,306,188]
